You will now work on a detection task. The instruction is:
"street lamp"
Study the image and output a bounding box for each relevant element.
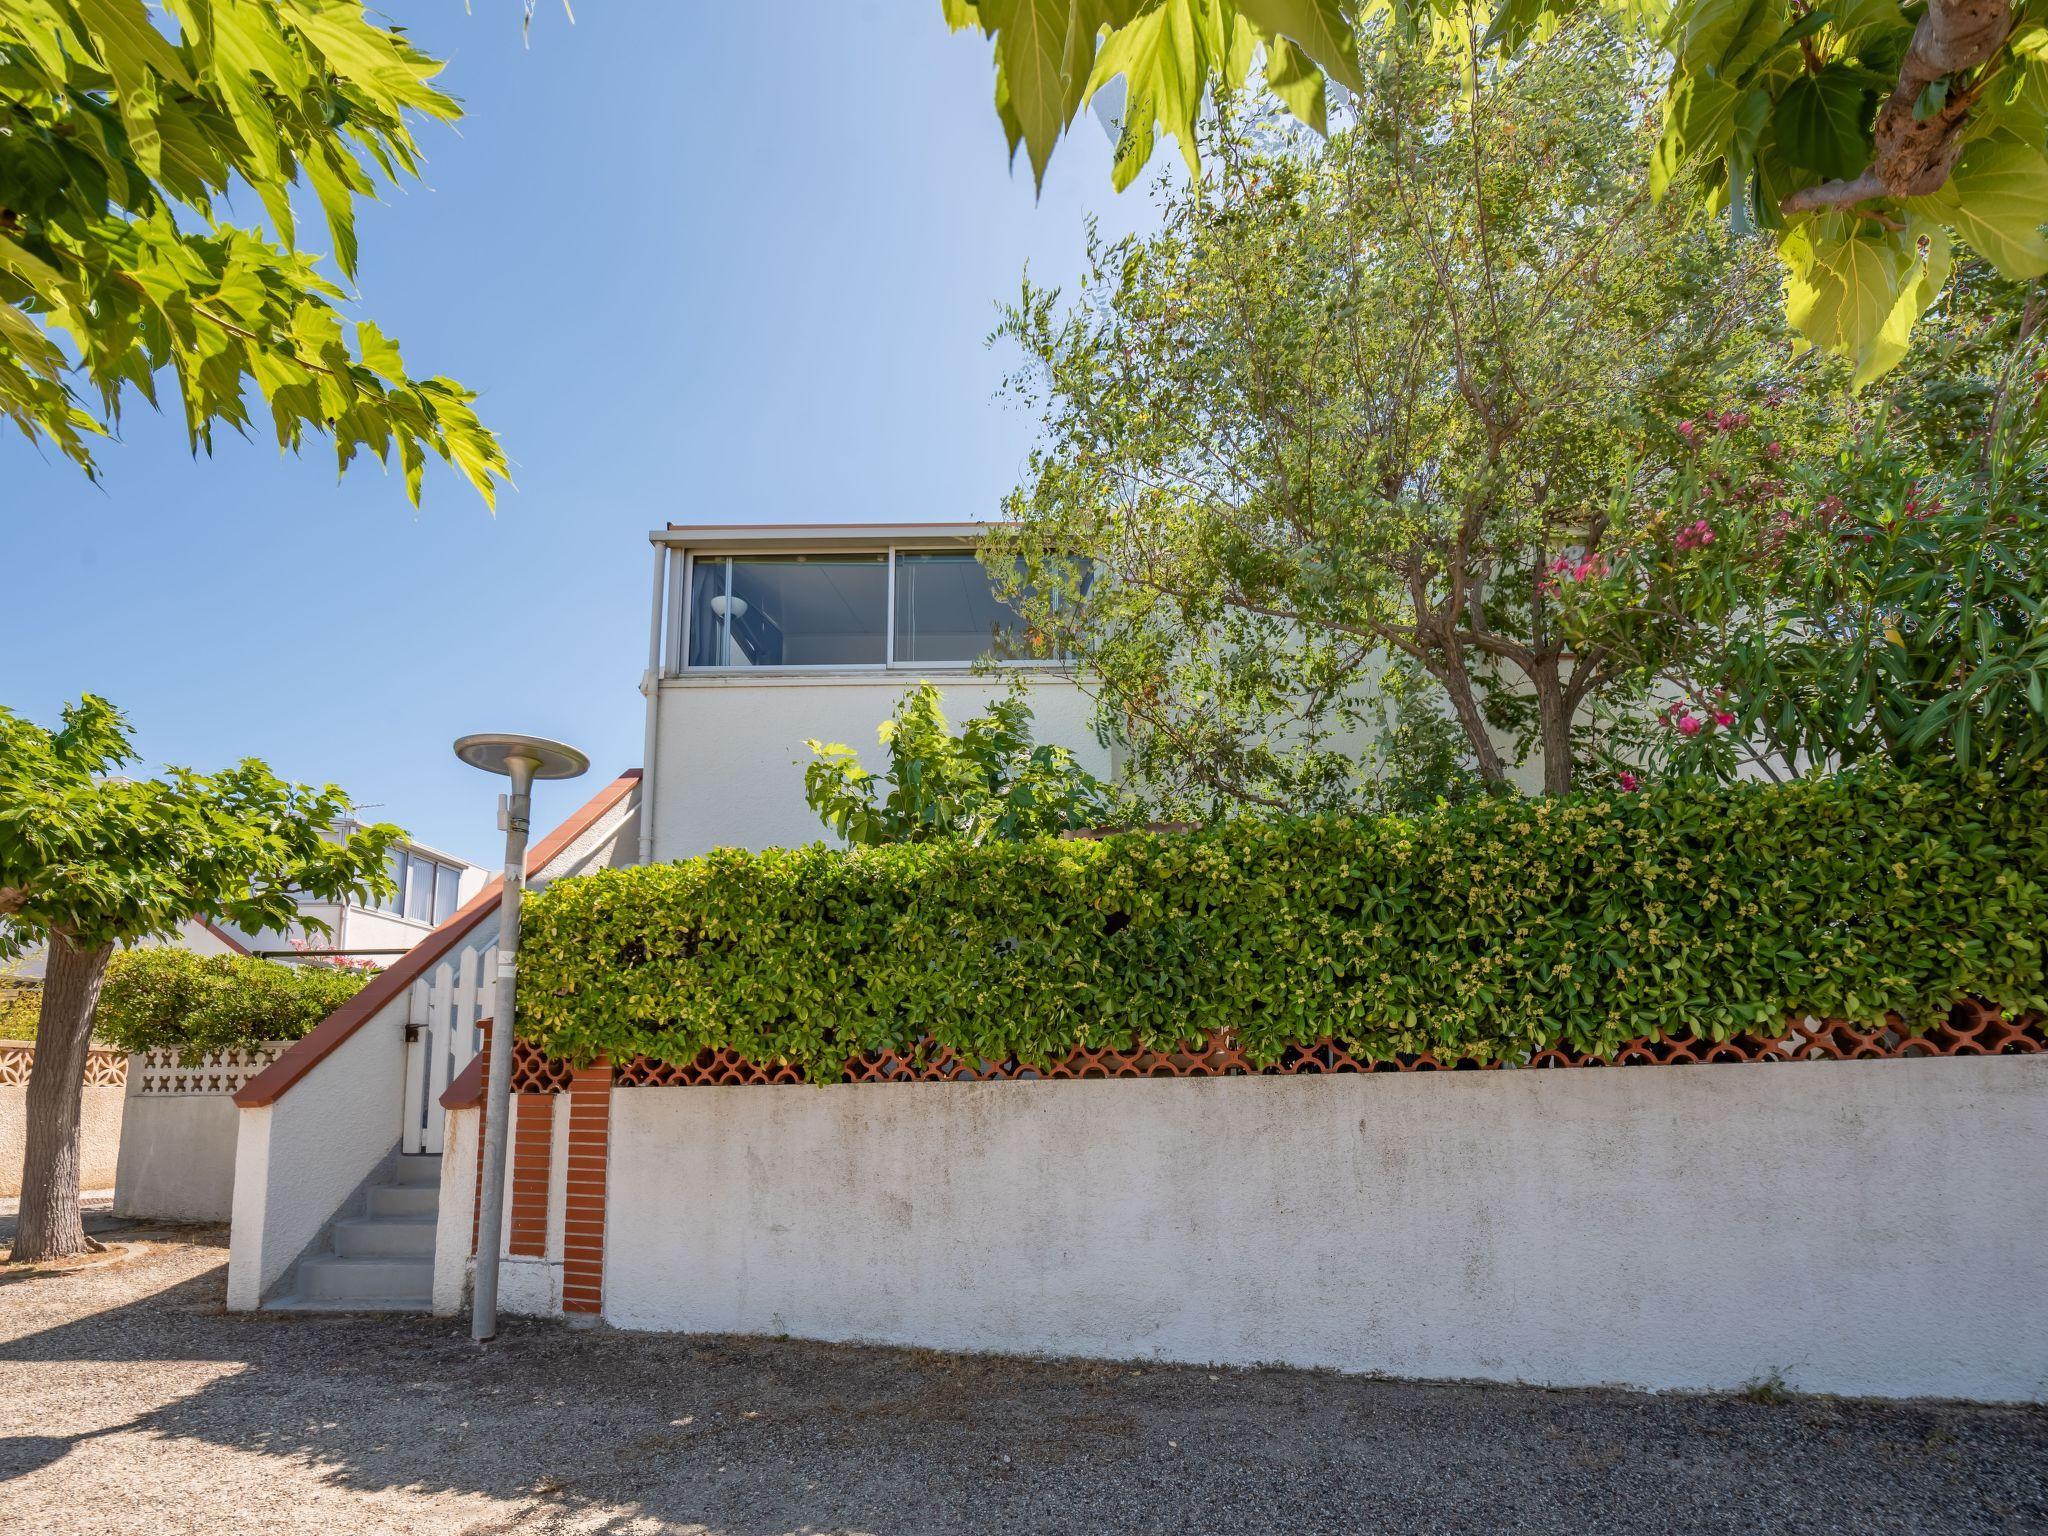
[454,732,589,1343]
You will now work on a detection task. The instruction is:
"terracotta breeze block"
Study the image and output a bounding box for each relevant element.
[561,1060,613,1315]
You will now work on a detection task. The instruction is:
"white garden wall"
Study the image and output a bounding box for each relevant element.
[0,1086,122,1198]
[603,1056,2048,1402]
[114,1046,285,1222]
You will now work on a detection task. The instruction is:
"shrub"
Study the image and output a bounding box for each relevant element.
[0,984,38,1040]
[518,770,2048,1079]
[95,949,371,1059]
[804,681,1116,846]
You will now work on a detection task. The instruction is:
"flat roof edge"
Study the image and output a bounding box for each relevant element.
[649,521,995,546]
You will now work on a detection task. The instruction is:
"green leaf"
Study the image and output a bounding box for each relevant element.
[1776,66,1871,181]
[1264,33,1327,132]
[1779,216,1911,377]
[1235,0,1362,94]
[1906,133,2048,280]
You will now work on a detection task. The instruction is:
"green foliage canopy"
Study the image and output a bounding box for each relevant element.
[943,0,2048,383]
[0,695,401,955]
[520,770,2047,1078]
[94,946,368,1058]
[804,681,1117,845]
[987,18,1789,807]
[0,0,504,500]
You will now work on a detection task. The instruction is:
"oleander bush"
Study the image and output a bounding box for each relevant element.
[95,949,371,1060]
[518,770,2048,1079]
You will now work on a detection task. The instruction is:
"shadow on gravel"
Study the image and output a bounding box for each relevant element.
[2,1231,2046,1535]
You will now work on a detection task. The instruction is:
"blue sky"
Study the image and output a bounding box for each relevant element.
[2,4,1157,867]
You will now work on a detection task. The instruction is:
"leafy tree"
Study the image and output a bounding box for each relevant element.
[0,0,504,501]
[987,18,1791,809]
[943,0,2048,383]
[0,696,399,1261]
[804,682,1117,845]
[1559,282,2048,781]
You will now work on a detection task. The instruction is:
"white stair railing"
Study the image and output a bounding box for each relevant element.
[400,922,498,1155]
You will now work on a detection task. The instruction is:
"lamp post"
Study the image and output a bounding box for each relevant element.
[453,732,588,1343]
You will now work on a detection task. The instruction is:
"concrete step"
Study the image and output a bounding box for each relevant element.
[392,1155,444,1187]
[293,1253,433,1305]
[333,1214,438,1259]
[366,1183,439,1218]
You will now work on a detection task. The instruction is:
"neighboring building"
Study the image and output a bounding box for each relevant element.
[222,829,488,965]
[636,522,1114,860]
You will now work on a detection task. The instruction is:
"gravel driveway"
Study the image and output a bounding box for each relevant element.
[2,1213,2044,1535]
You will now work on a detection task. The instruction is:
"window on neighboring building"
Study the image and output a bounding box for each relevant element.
[373,848,467,924]
[681,549,1085,669]
[432,862,462,926]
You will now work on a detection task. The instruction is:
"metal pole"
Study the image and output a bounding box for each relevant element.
[471,752,537,1343]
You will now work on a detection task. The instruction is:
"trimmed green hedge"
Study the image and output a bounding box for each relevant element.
[0,984,39,1040]
[517,771,2048,1079]
[95,949,371,1059]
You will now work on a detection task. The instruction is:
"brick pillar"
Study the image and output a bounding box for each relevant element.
[508,1092,555,1258]
[561,1060,613,1317]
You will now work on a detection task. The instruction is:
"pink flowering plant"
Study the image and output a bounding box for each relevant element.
[1553,399,2048,782]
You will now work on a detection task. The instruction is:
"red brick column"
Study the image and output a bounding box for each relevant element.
[508,1093,555,1258]
[561,1060,613,1317]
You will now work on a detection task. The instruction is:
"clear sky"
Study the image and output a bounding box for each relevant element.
[2,4,1158,868]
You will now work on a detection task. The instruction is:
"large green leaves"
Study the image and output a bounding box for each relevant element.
[941,0,2048,384]
[1776,66,1871,181]
[948,0,1360,188]
[0,0,502,503]
[1908,133,2048,281]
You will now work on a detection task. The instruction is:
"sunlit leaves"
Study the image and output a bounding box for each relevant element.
[1907,133,2048,281]
[0,695,403,955]
[0,0,503,503]
[947,0,1357,189]
[519,772,2048,1076]
[940,0,2048,383]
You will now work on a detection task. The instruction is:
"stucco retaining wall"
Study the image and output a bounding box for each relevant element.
[0,1084,123,1197]
[602,1056,2048,1401]
[114,1047,286,1222]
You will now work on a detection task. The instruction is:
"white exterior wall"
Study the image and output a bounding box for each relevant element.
[226,997,406,1309]
[649,673,1106,860]
[602,1057,2048,1402]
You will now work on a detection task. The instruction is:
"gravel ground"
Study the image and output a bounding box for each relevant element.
[2,1215,2044,1535]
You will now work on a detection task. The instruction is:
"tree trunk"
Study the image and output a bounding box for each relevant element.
[1434,656,1510,787]
[1534,662,1575,797]
[11,932,113,1262]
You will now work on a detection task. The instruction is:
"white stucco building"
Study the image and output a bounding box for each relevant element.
[635,522,1112,861]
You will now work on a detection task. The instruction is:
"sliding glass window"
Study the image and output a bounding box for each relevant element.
[680,549,1080,670]
[686,555,889,668]
[892,552,1041,664]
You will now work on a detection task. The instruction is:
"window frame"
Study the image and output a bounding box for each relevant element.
[673,546,1071,674]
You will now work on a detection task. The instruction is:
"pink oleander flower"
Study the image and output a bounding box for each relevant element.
[1715,711,1735,728]
[1677,714,1703,737]
[1618,771,1640,793]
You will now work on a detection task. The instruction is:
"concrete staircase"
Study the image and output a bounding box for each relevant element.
[264,1155,441,1312]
